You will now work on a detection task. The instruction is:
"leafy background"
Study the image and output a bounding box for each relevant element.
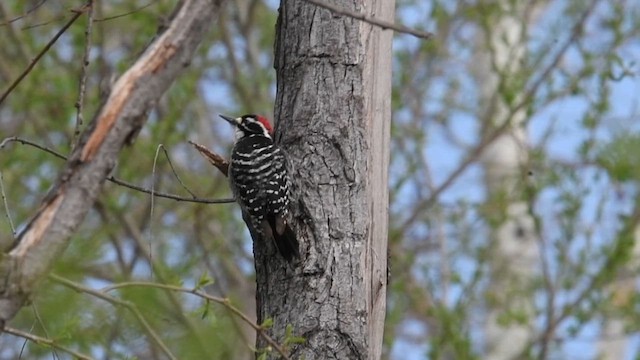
[0,0,639,359]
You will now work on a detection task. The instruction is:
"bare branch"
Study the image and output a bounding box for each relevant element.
[0,0,47,27]
[107,176,235,204]
[0,3,90,106]
[0,2,31,62]
[3,326,94,360]
[73,1,95,148]
[94,2,155,22]
[189,140,230,176]
[160,145,197,198]
[0,172,16,239]
[0,136,235,204]
[303,0,433,40]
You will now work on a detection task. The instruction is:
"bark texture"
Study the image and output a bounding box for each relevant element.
[0,0,222,326]
[254,0,392,358]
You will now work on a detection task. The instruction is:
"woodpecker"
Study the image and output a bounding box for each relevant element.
[220,114,300,262]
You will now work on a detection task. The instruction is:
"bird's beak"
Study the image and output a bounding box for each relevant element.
[219,114,239,125]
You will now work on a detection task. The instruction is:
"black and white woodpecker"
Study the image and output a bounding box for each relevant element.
[220,114,300,262]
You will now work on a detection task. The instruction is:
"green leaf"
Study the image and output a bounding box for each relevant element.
[195,272,214,290]
[201,299,210,319]
[260,317,274,329]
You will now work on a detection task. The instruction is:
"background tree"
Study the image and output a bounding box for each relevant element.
[0,0,639,359]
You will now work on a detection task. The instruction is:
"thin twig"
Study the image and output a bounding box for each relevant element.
[102,281,291,359]
[0,0,47,26]
[0,2,31,62]
[303,0,433,40]
[0,171,16,238]
[73,1,95,148]
[189,140,229,176]
[21,15,66,30]
[17,320,36,360]
[31,305,60,360]
[108,176,234,203]
[161,145,197,197]
[49,274,177,360]
[148,144,163,276]
[3,326,94,360]
[0,3,90,106]
[107,176,235,204]
[93,2,155,22]
[0,136,235,204]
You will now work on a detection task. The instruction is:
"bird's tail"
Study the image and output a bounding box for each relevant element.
[264,215,300,262]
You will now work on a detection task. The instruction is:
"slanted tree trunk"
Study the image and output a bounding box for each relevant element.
[0,0,222,327]
[254,0,393,358]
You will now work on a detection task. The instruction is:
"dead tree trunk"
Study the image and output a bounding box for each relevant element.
[253,0,393,359]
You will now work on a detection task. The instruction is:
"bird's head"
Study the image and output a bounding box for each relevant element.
[219,114,273,141]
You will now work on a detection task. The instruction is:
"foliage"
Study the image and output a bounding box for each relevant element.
[0,0,639,359]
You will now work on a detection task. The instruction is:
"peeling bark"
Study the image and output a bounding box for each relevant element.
[253,0,392,359]
[0,0,223,326]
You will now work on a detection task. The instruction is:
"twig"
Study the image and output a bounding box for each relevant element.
[0,3,90,106]
[3,326,94,360]
[73,1,95,148]
[31,305,60,360]
[0,136,235,204]
[148,144,163,275]
[0,0,47,27]
[93,2,155,22]
[102,281,291,359]
[161,146,197,197]
[189,140,229,176]
[21,15,66,30]
[0,2,31,62]
[303,0,433,40]
[107,176,235,204]
[49,274,177,360]
[0,171,16,238]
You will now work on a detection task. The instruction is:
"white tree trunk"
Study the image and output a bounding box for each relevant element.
[475,4,537,359]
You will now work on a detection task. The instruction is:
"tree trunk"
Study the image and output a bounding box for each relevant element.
[475,3,538,359]
[254,0,393,358]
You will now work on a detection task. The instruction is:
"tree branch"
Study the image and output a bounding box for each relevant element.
[0,136,235,204]
[73,0,95,148]
[189,140,230,176]
[4,325,94,360]
[303,0,432,40]
[0,0,225,326]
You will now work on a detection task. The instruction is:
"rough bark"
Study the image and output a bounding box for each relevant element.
[0,0,223,326]
[254,0,392,359]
